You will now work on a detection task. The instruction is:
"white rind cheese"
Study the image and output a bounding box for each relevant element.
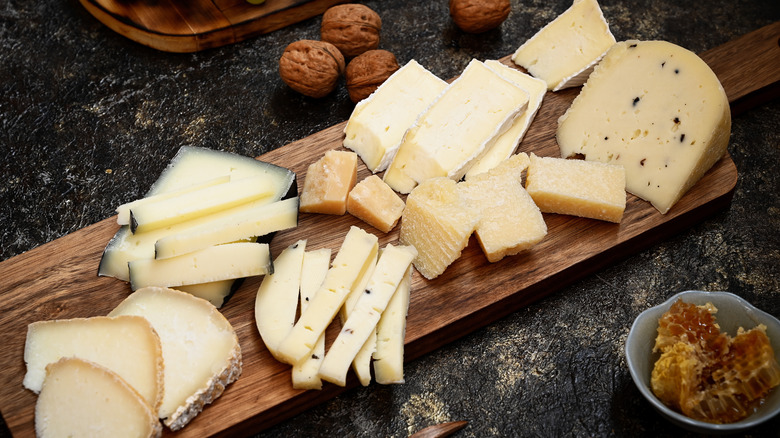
[343,60,448,173]
[556,40,731,214]
[373,264,413,384]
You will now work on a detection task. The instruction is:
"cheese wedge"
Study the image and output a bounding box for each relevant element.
[176,279,238,308]
[465,61,547,179]
[373,264,413,384]
[109,287,242,430]
[343,60,448,173]
[255,240,306,362]
[276,226,379,365]
[384,59,530,194]
[511,0,615,91]
[23,315,164,414]
[556,40,731,214]
[299,150,358,215]
[291,248,331,390]
[347,175,405,233]
[35,357,162,438]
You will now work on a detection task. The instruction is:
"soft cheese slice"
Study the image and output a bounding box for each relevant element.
[459,154,547,262]
[35,357,162,438]
[23,315,164,414]
[276,226,379,365]
[128,242,272,290]
[291,248,331,390]
[556,40,731,214]
[347,175,405,233]
[511,0,615,91]
[254,240,306,362]
[465,61,547,179]
[319,244,417,387]
[109,287,242,431]
[384,59,530,194]
[154,197,299,259]
[373,264,413,384]
[525,154,626,222]
[299,150,358,215]
[399,177,479,279]
[343,60,448,173]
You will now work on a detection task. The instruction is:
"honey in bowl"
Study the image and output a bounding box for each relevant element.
[651,299,780,423]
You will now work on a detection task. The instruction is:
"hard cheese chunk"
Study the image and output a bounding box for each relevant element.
[23,315,164,415]
[373,264,413,384]
[556,40,731,214]
[399,178,479,280]
[347,175,406,233]
[109,287,242,431]
[525,154,626,222]
[459,154,547,262]
[299,150,358,215]
[512,0,615,91]
[384,59,529,193]
[466,61,547,180]
[35,357,162,438]
[343,60,448,173]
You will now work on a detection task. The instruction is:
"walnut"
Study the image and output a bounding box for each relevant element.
[345,50,399,103]
[320,4,382,58]
[449,0,511,34]
[278,39,345,98]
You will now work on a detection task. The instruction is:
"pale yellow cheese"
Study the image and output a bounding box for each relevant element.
[556,40,731,214]
[299,150,358,215]
[175,279,236,308]
[511,0,615,91]
[35,357,162,438]
[373,264,412,384]
[525,154,626,222]
[343,60,448,173]
[347,175,405,233]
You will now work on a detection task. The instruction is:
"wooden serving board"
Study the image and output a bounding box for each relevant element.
[79,0,348,53]
[1,22,779,438]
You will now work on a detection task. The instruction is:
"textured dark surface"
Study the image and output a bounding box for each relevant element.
[1,0,779,437]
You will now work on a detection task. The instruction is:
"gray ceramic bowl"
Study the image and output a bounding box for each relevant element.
[625,290,780,434]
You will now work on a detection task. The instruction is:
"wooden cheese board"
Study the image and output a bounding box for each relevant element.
[1,22,779,438]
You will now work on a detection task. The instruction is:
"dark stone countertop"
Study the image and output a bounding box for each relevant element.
[1,0,779,436]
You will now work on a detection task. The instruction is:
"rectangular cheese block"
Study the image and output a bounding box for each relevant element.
[347,175,406,233]
[465,61,547,180]
[384,59,529,194]
[276,226,379,365]
[525,154,626,222]
[343,60,448,173]
[556,40,731,214]
[128,242,272,290]
[373,264,413,384]
[299,150,358,215]
[511,0,615,91]
[459,154,547,262]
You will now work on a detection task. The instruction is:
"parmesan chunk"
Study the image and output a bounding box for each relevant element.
[299,150,358,215]
[347,175,405,233]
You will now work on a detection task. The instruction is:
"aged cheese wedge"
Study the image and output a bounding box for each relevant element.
[276,226,379,365]
[465,61,547,179]
[556,40,731,214]
[23,315,164,414]
[373,264,413,384]
[299,150,358,215]
[154,197,299,259]
[511,0,615,91]
[347,175,405,233]
[384,59,530,194]
[459,154,547,262]
[35,357,162,438]
[319,244,417,387]
[176,279,238,308]
[128,242,272,290]
[399,177,479,280]
[291,248,331,390]
[343,59,448,173]
[109,287,242,431]
[254,240,306,362]
[525,154,626,222]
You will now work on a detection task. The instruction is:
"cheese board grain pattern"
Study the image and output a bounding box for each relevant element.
[1,22,779,438]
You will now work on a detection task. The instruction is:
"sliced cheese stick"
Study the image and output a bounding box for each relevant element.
[373,263,413,384]
[339,246,378,386]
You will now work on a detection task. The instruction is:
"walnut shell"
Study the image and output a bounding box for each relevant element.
[345,50,399,103]
[320,4,382,58]
[279,39,345,98]
[449,0,511,34]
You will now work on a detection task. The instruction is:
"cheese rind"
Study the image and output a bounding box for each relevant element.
[556,40,731,214]
[343,60,448,173]
[373,264,413,384]
[347,175,405,233]
[511,0,615,91]
[299,150,358,215]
